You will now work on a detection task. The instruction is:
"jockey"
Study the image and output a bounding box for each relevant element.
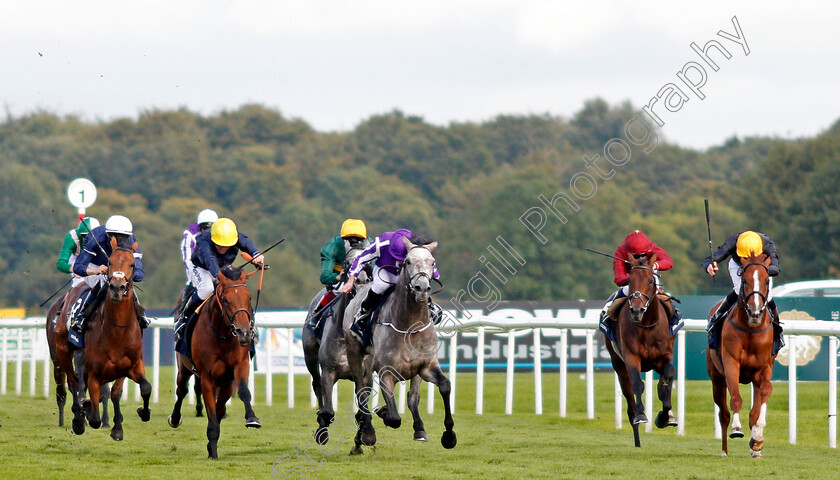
[56,216,100,288]
[180,209,218,294]
[598,230,681,335]
[306,219,370,328]
[703,230,781,330]
[341,228,440,348]
[69,215,148,333]
[174,218,264,340]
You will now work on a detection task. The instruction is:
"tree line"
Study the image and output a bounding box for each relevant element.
[1,99,835,313]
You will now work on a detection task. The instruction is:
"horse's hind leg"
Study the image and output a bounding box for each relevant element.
[109,378,125,441]
[420,365,456,449]
[654,361,677,429]
[407,375,427,441]
[749,368,774,458]
[707,350,730,456]
[194,376,204,417]
[200,378,221,459]
[100,382,110,428]
[128,364,152,423]
[71,349,87,435]
[169,360,191,428]
[316,370,338,446]
[609,351,641,447]
[52,360,67,427]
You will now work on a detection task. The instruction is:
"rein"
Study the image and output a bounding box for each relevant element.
[627,265,658,326]
[733,261,771,331]
[105,246,137,328]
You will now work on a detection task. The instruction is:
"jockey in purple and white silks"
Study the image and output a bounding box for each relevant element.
[180,209,218,290]
[341,228,440,346]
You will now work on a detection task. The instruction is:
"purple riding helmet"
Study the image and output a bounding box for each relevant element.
[388,228,414,262]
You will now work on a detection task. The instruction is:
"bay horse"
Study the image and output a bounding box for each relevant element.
[54,237,151,440]
[604,253,677,447]
[706,253,776,458]
[344,237,456,454]
[167,265,260,459]
[45,295,110,427]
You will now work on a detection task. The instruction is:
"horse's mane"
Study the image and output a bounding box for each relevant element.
[220,264,243,280]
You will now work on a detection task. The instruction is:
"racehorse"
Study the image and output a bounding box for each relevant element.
[45,295,110,427]
[344,237,456,454]
[604,253,677,447]
[167,265,260,459]
[302,245,368,417]
[706,253,776,458]
[54,237,151,440]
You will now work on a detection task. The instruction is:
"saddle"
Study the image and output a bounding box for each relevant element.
[67,285,108,348]
[306,293,343,340]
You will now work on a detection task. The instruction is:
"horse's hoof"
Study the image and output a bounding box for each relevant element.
[137,407,151,422]
[195,409,204,418]
[349,445,364,455]
[168,414,183,428]
[632,413,648,425]
[441,430,457,449]
[361,431,377,446]
[102,420,110,428]
[729,427,744,439]
[750,449,763,459]
[110,429,123,441]
[245,417,262,428]
[749,438,764,451]
[414,431,428,442]
[654,411,669,429]
[89,418,102,430]
[383,417,401,429]
[315,427,329,445]
[207,444,218,460]
[72,417,86,435]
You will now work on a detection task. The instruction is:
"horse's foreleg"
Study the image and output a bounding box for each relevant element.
[654,361,677,429]
[707,350,731,456]
[316,370,338,446]
[376,371,401,429]
[200,378,221,459]
[235,360,261,428]
[127,363,151,423]
[110,378,125,441]
[749,368,774,457]
[722,356,745,439]
[623,354,647,425]
[420,365,456,449]
[100,382,111,428]
[169,360,191,428]
[352,367,376,449]
[87,376,103,429]
[407,375,427,441]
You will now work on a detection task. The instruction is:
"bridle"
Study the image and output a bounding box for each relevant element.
[738,261,769,319]
[402,246,444,295]
[627,264,658,326]
[210,282,254,341]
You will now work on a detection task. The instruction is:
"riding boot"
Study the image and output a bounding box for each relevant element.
[69,285,99,333]
[175,293,202,342]
[309,290,337,328]
[767,298,780,324]
[349,290,383,347]
[707,291,738,331]
[669,308,684,335]
[134,291,150,329]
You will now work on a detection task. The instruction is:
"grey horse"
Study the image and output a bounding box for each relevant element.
[344,237,456,454]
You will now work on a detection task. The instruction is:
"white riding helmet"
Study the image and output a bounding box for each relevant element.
[196,209,219,225]
[105,215,133,235]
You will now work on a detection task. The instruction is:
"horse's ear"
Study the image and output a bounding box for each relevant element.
[110,236,118,250]
[426,241,438,254]
[402,235,416,251]
[740,256,749,266]
[649,253,657,266]
[131,241,139,253]
[626,253,634,263]
[762,253,771,266]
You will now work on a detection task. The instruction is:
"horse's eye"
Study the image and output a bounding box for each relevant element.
[405,260,411,266]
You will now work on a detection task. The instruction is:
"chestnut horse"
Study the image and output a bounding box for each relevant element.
[604,253,677,447]
[54,237,151,440]
[45,295,109,427]
[706,253,776,458]
[167,265,260,459]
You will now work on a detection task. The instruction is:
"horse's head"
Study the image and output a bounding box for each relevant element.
[345,245,371,286]
[402,236,438,304]
[739,253,771,327]
[215,265,256,346]
[627,252,657,324]
[107,236,138,302]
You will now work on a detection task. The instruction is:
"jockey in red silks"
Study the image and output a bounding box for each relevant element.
[598,230,682,336]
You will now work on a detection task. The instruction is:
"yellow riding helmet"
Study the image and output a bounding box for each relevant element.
[211,218,239,247]
[340,219,367,239]
[736,231,763,257]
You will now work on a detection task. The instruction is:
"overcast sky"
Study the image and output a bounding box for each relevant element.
[2,1,838,150]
